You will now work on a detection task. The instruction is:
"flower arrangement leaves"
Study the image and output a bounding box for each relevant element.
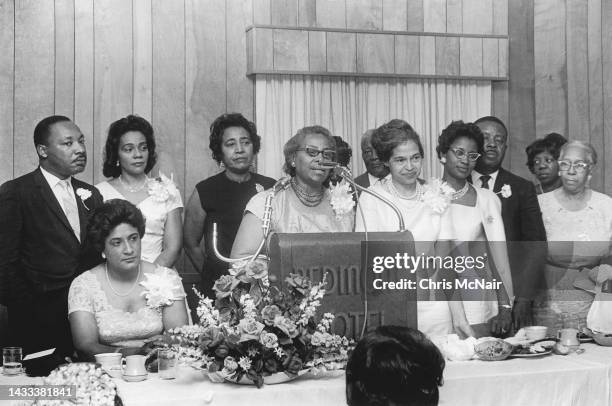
[166,260,352,388]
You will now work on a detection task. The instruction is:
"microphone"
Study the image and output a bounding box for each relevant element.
[326,164,407,232]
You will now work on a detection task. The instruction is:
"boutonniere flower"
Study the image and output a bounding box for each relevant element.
[329,178,355,220]
[76,188,92,209]
[421,178,454,214]
[497,184,512,198]
[255,183,264,193]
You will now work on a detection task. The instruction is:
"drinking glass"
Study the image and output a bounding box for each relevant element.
[158,349,176,379]
[2,347,23,376]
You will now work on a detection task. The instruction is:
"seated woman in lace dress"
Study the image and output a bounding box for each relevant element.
[533,141,612,333]
[68,199,189,359]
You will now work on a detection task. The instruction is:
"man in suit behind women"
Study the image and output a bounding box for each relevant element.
[472,116,547,330]
[0,116,103,358]
[354,129,389,188]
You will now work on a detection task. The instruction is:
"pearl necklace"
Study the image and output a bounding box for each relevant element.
[451,182,469,200]
[290,178,324,207]
[119,176,148,193]
[389,181,423,201]
[105,262,141,297]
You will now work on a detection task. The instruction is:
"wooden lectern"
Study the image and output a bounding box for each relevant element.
[268,232,418,340]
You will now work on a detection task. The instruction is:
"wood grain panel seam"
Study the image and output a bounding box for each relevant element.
[248,70,507,80]
[246,24,508,38]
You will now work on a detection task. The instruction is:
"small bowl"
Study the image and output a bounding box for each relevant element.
[593,333,612,347]
[474,339,513,361]
[524,326,548,341]
[122,373,147,382]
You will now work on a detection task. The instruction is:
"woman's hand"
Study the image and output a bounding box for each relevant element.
[138,335,167,356]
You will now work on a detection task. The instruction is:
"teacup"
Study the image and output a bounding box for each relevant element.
[123,355,147,376]
[94,353,122,378]
[524,326,548,341]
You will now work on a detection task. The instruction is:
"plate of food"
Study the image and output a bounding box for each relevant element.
[509,342,554,358]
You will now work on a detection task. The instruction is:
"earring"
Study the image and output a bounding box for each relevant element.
[220,162,225,168]
[101,252,106,259]
[440,157,447,164]
[558,171,561,177]
[291,162,295,167]
[116,161,120,167]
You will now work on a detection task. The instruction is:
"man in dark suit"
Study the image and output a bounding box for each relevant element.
[472,116,547,330]
[354,129,389,189]
[0,116,103,358]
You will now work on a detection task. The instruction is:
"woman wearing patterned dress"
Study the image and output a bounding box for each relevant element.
[534,141,612,333]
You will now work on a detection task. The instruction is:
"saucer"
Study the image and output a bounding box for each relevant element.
[122,373,147,382]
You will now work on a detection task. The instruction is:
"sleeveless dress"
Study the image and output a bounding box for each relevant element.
[95,174,183,263]
[68,266,186,347]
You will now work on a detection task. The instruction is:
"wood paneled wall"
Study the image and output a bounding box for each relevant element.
[0,0,252,198]
[247,0,508,80]
[534,0,612,194]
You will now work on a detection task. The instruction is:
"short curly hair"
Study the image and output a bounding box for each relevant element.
[87,199,146,254]
[209,113,261,164]
[525,132,567,173]
[102,115,157,178]
[372,120,424,163]
[282,125,336,177]
[436,121,484,158]
[333,136,352,167]
[346,325,445,406]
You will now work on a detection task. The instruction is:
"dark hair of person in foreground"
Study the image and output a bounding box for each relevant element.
[346,326,445,406]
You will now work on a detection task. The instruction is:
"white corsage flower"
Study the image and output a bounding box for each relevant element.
[255,183,264,193]
[148,171,178,202]
[497,184,512,198]
[329,178,355,220]
[140,268,180,309]
[421,178,454,214]
[76,188,92,210]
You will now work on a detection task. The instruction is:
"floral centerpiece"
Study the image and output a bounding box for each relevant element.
[166,258,352,388]
[34,363,121,406]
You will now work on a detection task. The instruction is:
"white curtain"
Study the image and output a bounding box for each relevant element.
[255,75,491,181]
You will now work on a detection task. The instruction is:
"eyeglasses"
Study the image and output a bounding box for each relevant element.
[449,148,481,162]
[296,146,336,161]
[558,160,590,173]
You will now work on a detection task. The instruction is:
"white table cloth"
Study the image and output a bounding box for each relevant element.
[2,344,612,406]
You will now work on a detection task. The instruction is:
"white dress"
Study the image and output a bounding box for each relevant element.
[68,266,186,347]
[95,174,183,263]
[355,178,453,338]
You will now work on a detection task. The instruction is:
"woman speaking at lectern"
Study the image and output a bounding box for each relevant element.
[231,125,353,258]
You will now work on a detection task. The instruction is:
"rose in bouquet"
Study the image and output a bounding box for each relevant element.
[166,259,352,387]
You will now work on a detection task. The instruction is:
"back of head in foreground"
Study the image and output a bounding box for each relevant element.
[346,326,445,406]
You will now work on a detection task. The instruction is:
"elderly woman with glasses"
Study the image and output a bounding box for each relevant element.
[231,126,353,258]
[533,141,612,333]
[436,121,514,337]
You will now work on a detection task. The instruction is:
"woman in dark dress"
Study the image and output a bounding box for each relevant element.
[183,113,275,298]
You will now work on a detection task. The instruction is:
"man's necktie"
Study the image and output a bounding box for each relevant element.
[59,179,81,241]
[480,175,491,189]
